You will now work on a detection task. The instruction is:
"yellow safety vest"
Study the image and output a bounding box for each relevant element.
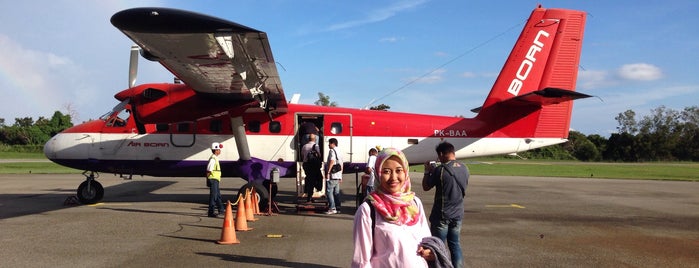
[208,155,222,181]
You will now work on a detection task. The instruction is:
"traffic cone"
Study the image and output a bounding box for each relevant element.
[235,194,252,231]
[217,200,240,244]
[251,189,262,215]
[245,188,258,222]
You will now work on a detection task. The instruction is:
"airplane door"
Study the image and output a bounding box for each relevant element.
[296,115,323,161]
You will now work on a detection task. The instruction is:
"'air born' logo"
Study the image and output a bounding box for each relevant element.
[127,141,169,147]
[507,30,550,96]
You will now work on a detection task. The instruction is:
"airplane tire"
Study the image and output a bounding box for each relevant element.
[236,182,269,206]
[77,180,104,204]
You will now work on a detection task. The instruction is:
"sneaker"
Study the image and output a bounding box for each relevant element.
[207,213,218,218]
[324,209,337,215]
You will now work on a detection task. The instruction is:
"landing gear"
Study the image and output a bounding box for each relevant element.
[77,171,104,204]
[236,182,269,208]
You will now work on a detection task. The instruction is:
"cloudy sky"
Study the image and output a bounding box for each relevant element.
[1,0,697,135]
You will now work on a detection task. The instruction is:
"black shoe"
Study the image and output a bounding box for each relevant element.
[208,213,218,218]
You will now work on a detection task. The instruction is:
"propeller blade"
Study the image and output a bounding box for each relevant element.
[129,44,139,88]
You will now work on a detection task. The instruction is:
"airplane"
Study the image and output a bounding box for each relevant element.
[43,5,590,204]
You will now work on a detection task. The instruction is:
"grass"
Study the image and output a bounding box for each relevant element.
[460,160,699,181]
[1,152,698,181]
[409,159,699,181]
[0,161,81,174]
[0,151,48,159]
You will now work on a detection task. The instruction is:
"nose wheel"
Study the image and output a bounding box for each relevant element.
[77,171,104,204]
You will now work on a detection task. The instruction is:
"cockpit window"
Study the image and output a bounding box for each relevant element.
[104,100,131,127]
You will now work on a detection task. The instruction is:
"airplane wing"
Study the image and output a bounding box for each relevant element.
[111,7,287,113]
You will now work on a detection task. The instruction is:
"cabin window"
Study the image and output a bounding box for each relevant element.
[209,120,222,132]
[330,122,342,134]
[248,121,261,133]
[177,123,190,132]
[269,121,281,133]
[156,124,168,132]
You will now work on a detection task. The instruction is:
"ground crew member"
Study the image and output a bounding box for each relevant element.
[207,142,225,217]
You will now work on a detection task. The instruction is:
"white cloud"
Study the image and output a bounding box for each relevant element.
[577,63,664,90]
[617,63,663,81]
[379,37,400,43]
[405,68,445,84]
[577,69,612,89]
[461,72,477,78]
[325,0,427,31]
[459,71,496,79]
[0,34,76,118]
[434,51,449,57]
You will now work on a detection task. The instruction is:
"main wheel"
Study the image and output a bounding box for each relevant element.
[77,180,104,204]
[236,182,269,206]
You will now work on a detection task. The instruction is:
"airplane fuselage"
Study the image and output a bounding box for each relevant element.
[44,101,565,180]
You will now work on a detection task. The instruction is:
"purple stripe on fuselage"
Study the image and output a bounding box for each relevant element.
[51,157,298,180]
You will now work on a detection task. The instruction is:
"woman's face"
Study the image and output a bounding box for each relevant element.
[378,156,407,194]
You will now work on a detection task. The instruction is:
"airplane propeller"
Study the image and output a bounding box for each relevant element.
[129,44,139,88]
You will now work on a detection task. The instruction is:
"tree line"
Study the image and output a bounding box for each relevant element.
[1,102,697,162]
[521,105,699,162]
[0,111,73,152]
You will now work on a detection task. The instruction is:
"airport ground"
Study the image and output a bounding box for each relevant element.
[1,173,698,267]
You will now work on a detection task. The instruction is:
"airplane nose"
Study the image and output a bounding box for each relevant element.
[43,136,57,160]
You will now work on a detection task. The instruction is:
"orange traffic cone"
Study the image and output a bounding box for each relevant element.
[235,194,252,231]
[217,200,240,244]
[251,188,262,215]
[245,189,258,222]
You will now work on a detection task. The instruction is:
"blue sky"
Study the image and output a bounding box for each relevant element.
[1,0,698,135]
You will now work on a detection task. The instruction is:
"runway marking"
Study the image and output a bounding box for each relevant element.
[485,203,525,209]
[87,202,133,207]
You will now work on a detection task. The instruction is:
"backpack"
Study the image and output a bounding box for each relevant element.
[305,144,322,168]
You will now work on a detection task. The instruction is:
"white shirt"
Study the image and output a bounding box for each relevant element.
[327,147,343,179]
[206,154,218,172]
[301,141,319,162]
[366,155,377,187]
[351,197,430,268]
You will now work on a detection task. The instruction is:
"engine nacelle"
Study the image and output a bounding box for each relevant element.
[114,83,237,123]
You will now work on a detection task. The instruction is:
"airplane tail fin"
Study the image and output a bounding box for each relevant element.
[474,6,590,138]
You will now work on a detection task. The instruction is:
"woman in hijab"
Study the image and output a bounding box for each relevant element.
[351,148,437,267]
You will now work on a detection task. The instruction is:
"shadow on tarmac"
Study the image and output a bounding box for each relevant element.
[197,253,337,268]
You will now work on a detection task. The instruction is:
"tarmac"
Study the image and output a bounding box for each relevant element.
[1,172,698,267]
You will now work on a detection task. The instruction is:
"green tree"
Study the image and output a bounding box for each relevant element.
[637,106,681,161]
[520,144,574,160]
[314,92,337,107]
[564,131,600,161]
[0,111,72,147]
[369,104,391,111]
[586,134,607,158]
[604,132,638,161]
[675,106,699,160]
[615,109,638,134]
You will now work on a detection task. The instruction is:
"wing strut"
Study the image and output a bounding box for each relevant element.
[230,116,251,160]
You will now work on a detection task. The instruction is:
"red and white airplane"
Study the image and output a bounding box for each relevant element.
[44,5,589,204]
